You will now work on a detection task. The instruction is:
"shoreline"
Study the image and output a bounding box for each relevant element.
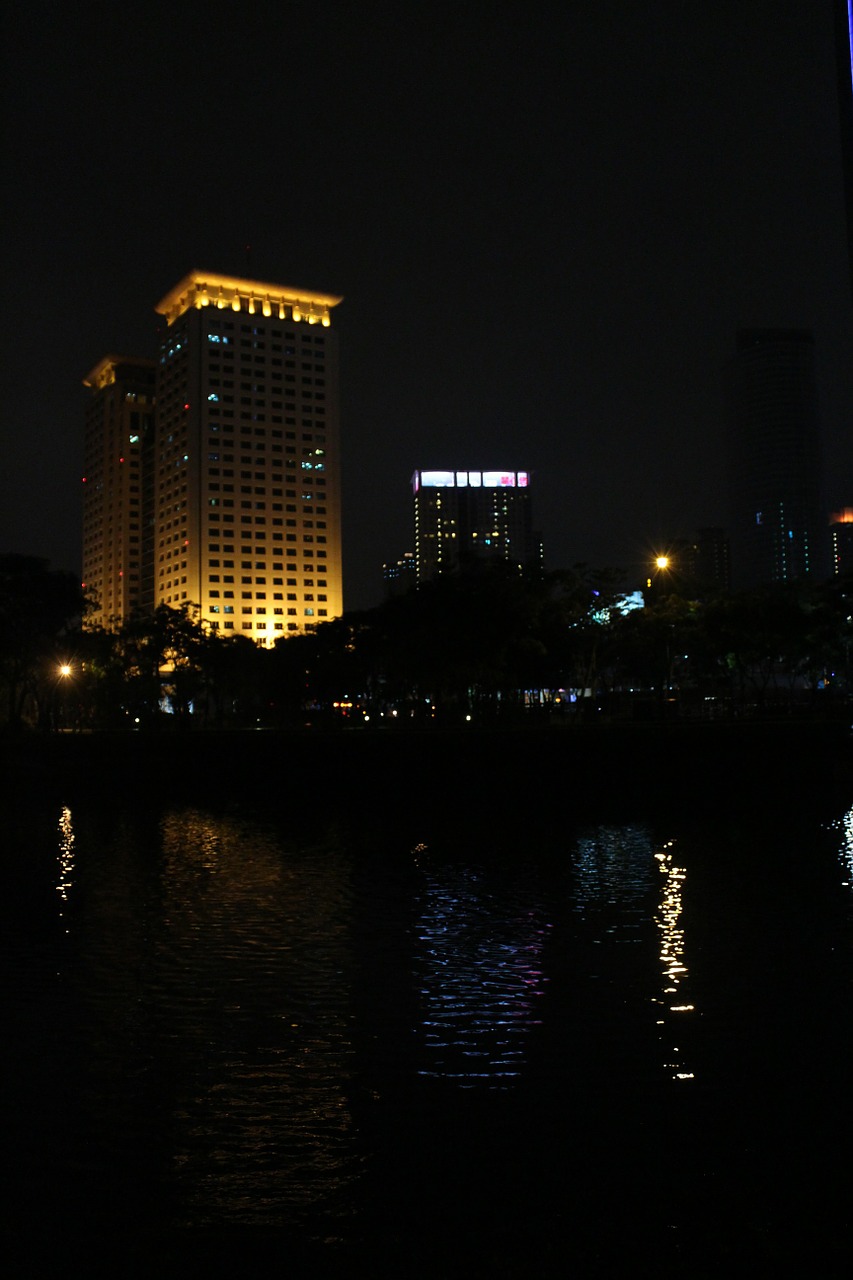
[5,720,852,815]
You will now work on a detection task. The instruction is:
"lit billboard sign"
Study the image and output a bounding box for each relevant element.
[414,470,530,489]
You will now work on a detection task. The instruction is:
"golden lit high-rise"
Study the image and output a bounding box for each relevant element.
[82,356,156,627]
[83,271,344,643]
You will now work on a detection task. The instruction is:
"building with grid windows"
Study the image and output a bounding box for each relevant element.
[83,271,343,643]
[82,356,156,628]
[412,469,539,582]
[725,329,826,589]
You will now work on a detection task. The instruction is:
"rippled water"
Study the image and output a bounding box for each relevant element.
[6,773,852,1272]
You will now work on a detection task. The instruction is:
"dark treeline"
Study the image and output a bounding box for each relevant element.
[2,553,852,732]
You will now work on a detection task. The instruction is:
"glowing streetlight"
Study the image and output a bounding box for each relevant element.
[58,662,73,678]
[646,553,674,593]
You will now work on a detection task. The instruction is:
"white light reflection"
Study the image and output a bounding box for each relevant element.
[413,852,551,1089]
[56,806,75,934]
[652,840,695,1081]
[838,804,853,892]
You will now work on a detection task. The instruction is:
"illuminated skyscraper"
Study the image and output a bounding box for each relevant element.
[725,330,826,588]
[412,470,538,581]
[153,272,343,643]
[82,356,156,627]
[84,271,344,643]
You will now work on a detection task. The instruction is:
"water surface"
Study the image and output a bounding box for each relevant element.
[6,752,851,1273]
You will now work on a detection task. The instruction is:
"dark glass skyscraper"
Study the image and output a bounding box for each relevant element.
[725,330,826,588]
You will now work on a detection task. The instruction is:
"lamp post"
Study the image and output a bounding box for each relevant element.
[646,553,672,597]
[646,557,675,713]
[56,660,73,730]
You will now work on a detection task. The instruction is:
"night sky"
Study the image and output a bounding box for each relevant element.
[2,1,851,611]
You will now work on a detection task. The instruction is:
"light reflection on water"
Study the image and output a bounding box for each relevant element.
[33,791,850,1249]
[56,805,75,935]
[153,808,359,1226]
[572,823,697,1082]
[572,823,656,920]
[836,803,853,892]
[652,841,695,1081]
[412,850,551,1088]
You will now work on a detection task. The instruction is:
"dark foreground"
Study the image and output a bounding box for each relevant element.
[4,722,852,1276]
[6,717,853,808]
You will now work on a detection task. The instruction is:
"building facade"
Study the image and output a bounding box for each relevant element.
[84,271,343,644]
[382,551,418,597]
[829,507,853,575]
[82,356,156,628]
[412,470,537,581]
[725,329,826,589]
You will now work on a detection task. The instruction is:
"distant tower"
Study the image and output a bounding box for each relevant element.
[667,528,731,595]
[725,330,826,588]
[835,0,853,298]
[412,470,538,581]
[829,507,853,575]
[383,551,417,597]
[82,356,156,627]
[691,527,731,593]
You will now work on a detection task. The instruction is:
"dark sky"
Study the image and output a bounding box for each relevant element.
[2,0,851,610]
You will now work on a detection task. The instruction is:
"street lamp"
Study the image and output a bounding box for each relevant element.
[647,554,672,591]
[55,661,74,731]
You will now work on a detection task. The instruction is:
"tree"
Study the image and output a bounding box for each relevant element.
[0,555,88,730]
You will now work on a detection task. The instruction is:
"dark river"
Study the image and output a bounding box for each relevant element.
[5,729,852,1275]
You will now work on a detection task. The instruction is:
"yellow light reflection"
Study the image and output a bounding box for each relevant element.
[157,808,358,1222]
[652,840,695,1081]
[56,805,75,934]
